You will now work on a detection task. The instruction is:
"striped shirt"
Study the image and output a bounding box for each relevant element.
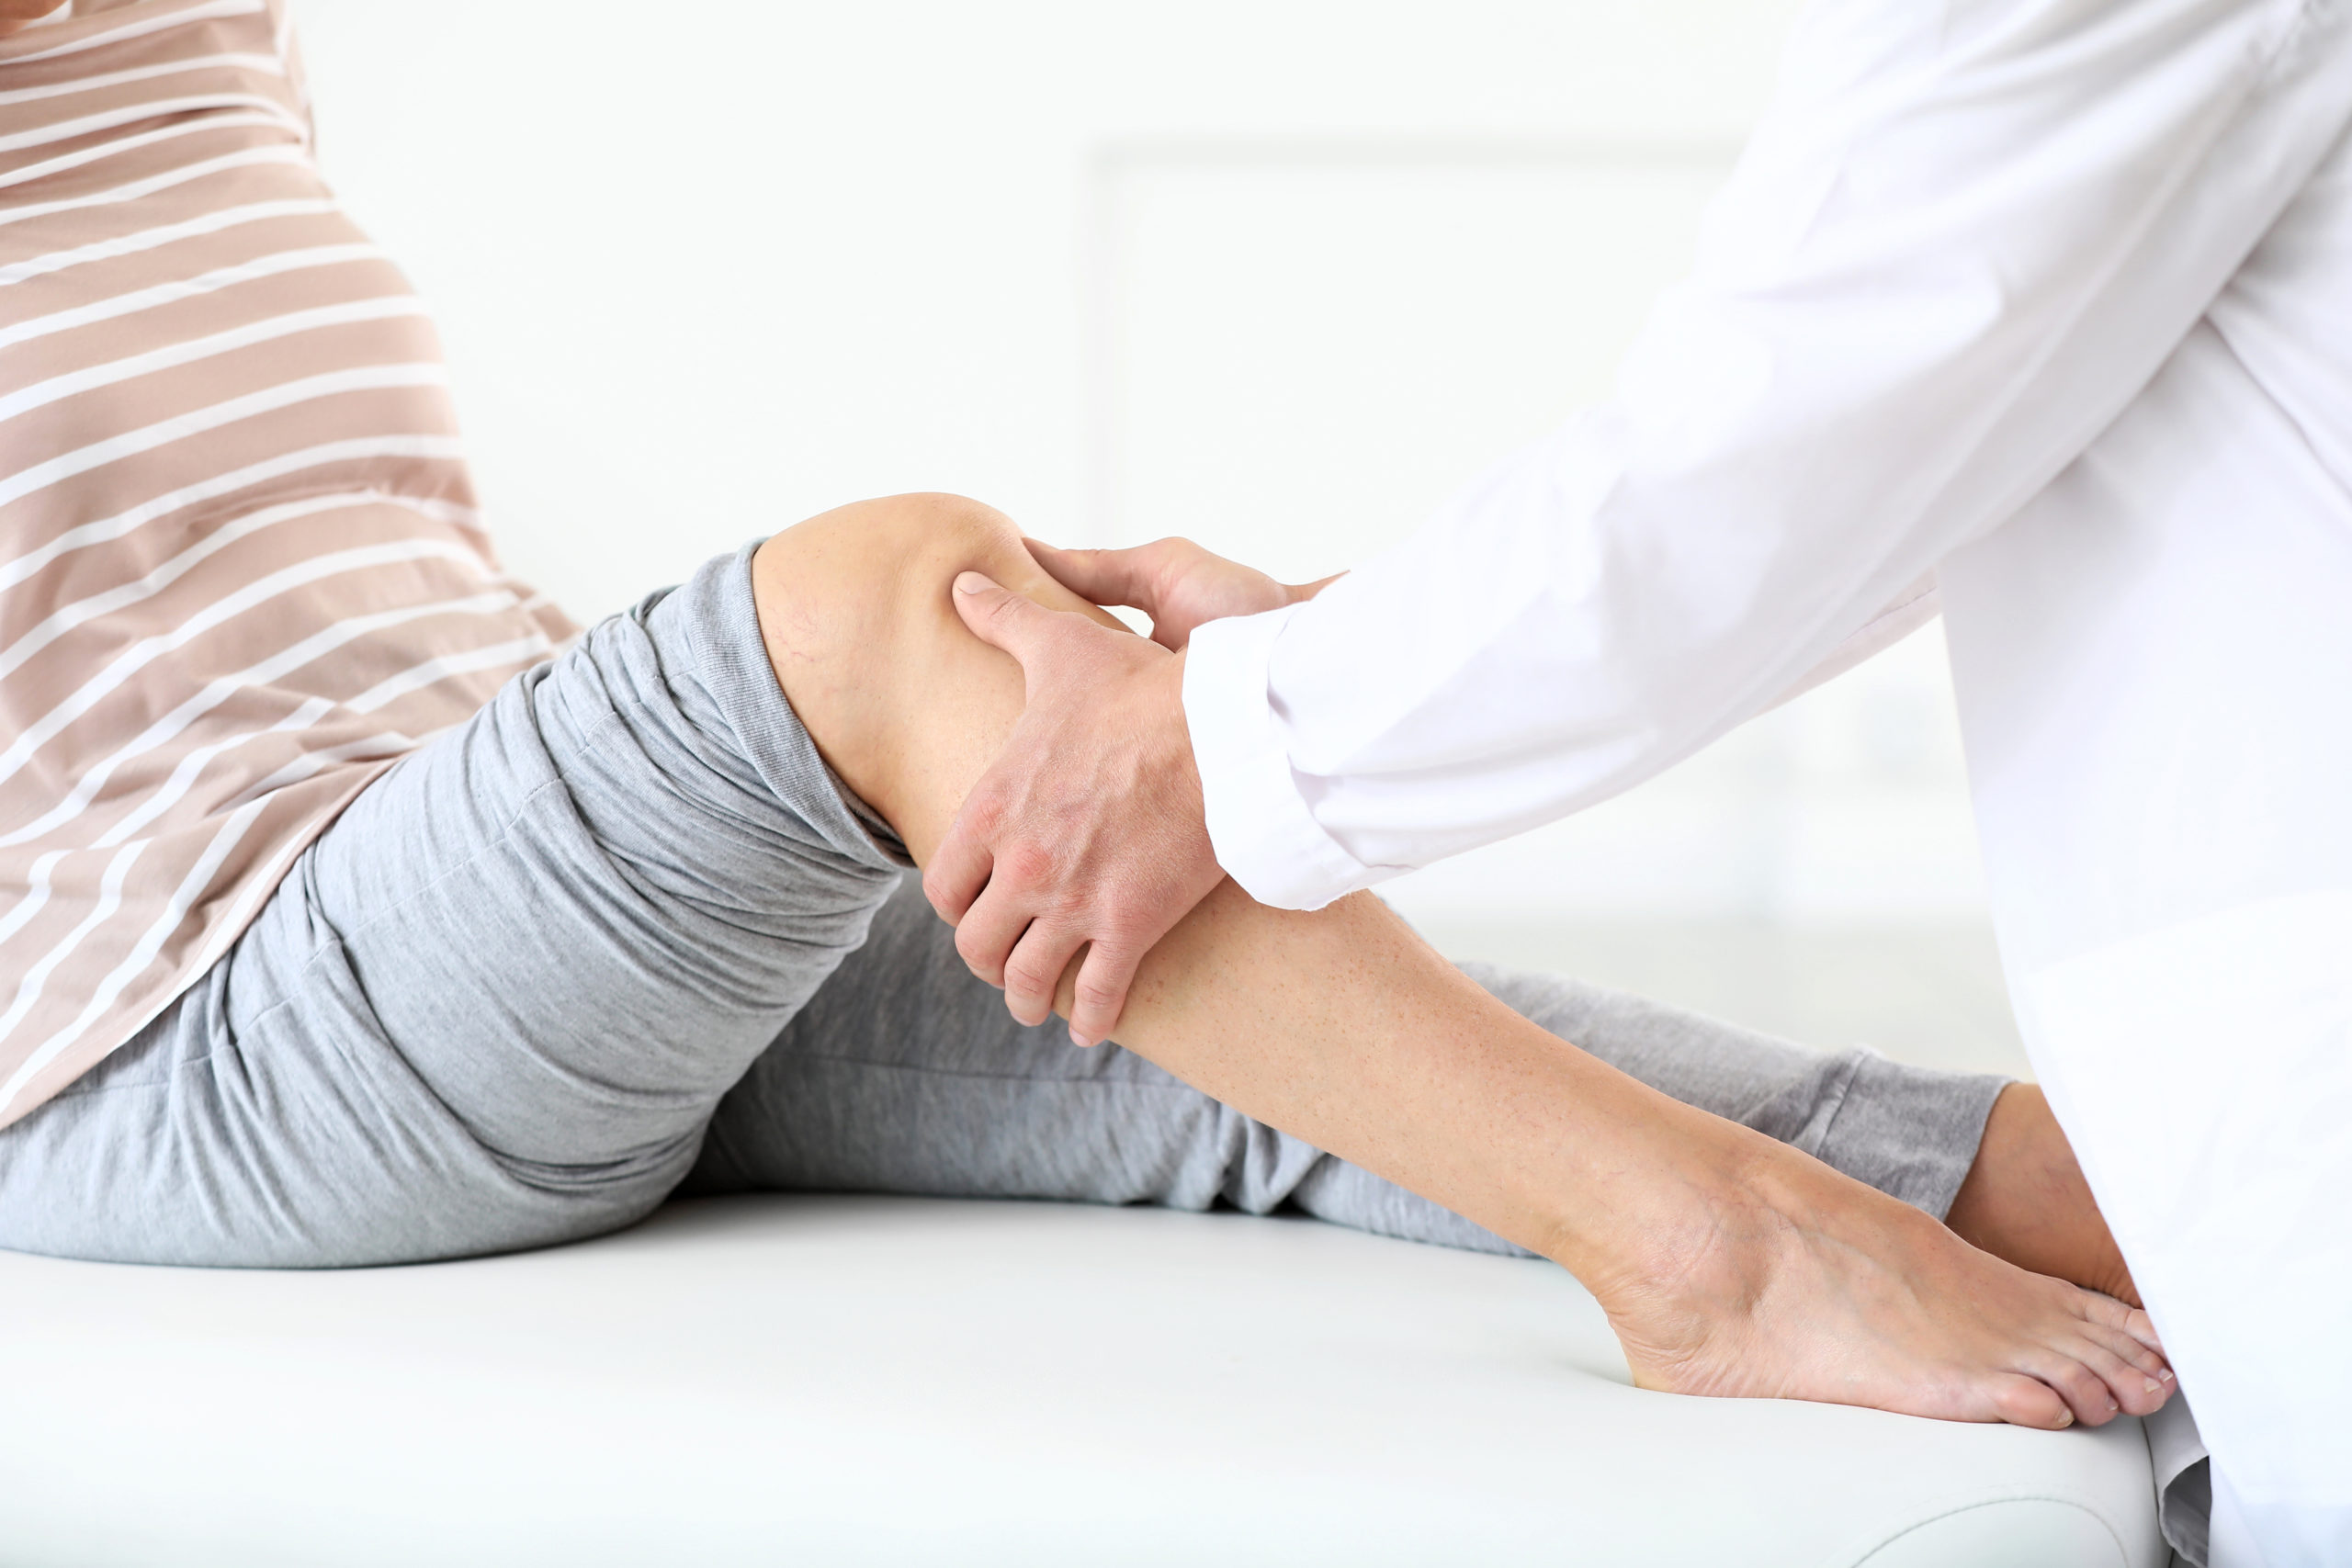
[0,0,574,1127]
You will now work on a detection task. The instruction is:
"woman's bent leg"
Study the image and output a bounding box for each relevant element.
[750,492,2169,1431]
[690,876,2007,1262]
[0,546,904,1267]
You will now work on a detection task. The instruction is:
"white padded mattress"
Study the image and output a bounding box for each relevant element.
[0,1195,2165,1565]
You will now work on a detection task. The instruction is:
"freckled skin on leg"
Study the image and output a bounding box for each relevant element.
[750,493,2172,1431]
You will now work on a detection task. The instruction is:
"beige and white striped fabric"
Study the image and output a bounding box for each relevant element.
[0,0,574,1126]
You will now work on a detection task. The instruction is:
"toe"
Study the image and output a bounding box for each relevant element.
[2025,1349,2124,1427]
[2120,1305,2165,1357]
[1989,1372,2075,1430]
[2081,1293,2167,1358]
[2081,1322,2173,1397]
[2067,1336,2171,1418]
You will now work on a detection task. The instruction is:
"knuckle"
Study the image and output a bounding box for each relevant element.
[921,858,965,903]
[1003,959,1055,999]
[998,841,1057,889]
[1087,934,1140,971]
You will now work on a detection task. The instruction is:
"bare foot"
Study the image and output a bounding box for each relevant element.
[1582,1122,2173,1430]
[1946,1083,2140,1307]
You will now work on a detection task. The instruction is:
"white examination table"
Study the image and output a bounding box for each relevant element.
[0,1195,2166,1565]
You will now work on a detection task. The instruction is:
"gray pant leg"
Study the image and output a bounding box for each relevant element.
[689,878,2008,1256]
[687,874,1340,1224]
[1450,959,2007,1219]
[0,546,905,1267]
[309,545,905,1179]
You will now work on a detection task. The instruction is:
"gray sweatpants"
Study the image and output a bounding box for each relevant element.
[0,545,2006,1268]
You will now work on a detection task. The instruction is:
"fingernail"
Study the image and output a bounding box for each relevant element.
[2145,1379,2163,1394]
[2160,1370,2174,1383]
[955,571,994,596]
[1069,1027,1095,1048]
[2055,1411,2073,1427]
[2107,1399,2119,1413]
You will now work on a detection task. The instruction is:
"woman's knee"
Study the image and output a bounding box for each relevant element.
[752,492,1026,660]
[749,492,1051,843]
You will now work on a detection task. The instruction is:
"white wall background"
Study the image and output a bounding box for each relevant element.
[289,0,2027,1075]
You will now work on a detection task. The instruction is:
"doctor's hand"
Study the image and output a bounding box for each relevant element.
[925,572,1224,1048]
[1023,536,1340,651]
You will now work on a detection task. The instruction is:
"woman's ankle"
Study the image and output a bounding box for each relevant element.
[1546,1094,1807,1311]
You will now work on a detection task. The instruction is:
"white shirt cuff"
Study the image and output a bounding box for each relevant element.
[1182,605,1374,912]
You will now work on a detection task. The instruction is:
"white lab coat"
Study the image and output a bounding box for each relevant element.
[1179,0,2352,1560]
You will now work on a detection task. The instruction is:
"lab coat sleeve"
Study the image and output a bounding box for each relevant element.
[1182,0,2352,911]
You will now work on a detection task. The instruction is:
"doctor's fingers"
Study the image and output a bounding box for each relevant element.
[1065,939,1146,1049]
[948,875,1035,990]
[1024,540,1155,605]
[1025,536,1295,652]
[922,806,997,924]
[1000,918,1090,1032]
